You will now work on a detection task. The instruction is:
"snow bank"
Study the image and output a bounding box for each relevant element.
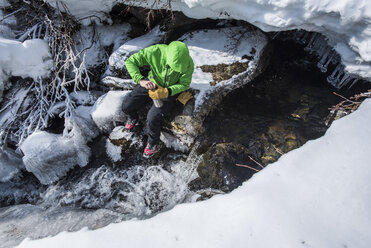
[45,0,116,25]
[0,0,9,7]
[171,0,371,80]
[52,0,371,80]
[0,38,52,101]
[18,99,371,247]
[0,38,52,79]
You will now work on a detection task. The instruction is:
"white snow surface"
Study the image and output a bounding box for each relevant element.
[0,38,52,80]
[18,97,371,247]
[0,38,52,101]
[52,0,371,80]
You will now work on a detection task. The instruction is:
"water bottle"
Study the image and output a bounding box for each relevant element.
[153,99,163,108]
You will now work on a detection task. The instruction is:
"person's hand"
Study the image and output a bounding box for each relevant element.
[149,86,169,100]
[140,80,156,90]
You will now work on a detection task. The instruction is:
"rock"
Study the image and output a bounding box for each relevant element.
[101,76,136,90]
[91,90,130,133]
[106,126,144,163]
[192,143,258,192]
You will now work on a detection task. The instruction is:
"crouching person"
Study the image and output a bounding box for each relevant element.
[122,41,194,158]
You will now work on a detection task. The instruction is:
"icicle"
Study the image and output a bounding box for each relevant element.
[347,78,359,89]
[317,50,331,72]
[327,64,343,87]
[304,33,318,52]
[300,31,309,44]
[44,24,49,41]
[337,74,352,88]
[38,23,42,39]
[32,24,38,39]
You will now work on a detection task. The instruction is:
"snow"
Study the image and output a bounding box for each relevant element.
[18,98,371,247]
[169,0,371,80]
[0,38,52,80]
[0,38,52,101]
[45,0,116,25]
[0,0,9,7]
[91,90,130,132]
[52,0,371,80]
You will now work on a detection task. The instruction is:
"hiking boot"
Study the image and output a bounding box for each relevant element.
[143,143,158,159]
[124,118,138,131]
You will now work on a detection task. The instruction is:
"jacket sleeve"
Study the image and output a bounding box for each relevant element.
[125,47,151,84]
[169,59,194,96]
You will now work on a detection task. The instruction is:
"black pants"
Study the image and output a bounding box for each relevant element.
[122,85,177,146]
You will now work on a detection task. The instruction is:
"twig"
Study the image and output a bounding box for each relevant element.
[333,92,359,104]
[248,155,264,169]
[236,163,260,172]
[272,144,283,155]
[0,8,23,23]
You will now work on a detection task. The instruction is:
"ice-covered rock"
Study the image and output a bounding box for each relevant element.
[0,147,23,182]
[69,91,101,106]
[20,131,90,185]
[91,90,130,133]
[20,107,98,185]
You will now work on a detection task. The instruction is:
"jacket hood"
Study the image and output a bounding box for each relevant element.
[166,41,191,73]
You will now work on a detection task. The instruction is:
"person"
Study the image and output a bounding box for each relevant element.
[122,41,194,158]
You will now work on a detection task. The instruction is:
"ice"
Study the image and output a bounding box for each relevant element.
[91,90,130,133]
[19,107,98,185]
[106,139,122,162]
[0,147,23,183]
[69,91,100,106]
[160,131,188,153]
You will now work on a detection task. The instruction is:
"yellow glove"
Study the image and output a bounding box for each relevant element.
[149,86,169,100]
[177,91,193,105]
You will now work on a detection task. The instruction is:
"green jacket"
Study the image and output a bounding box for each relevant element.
[125,41,194,96]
